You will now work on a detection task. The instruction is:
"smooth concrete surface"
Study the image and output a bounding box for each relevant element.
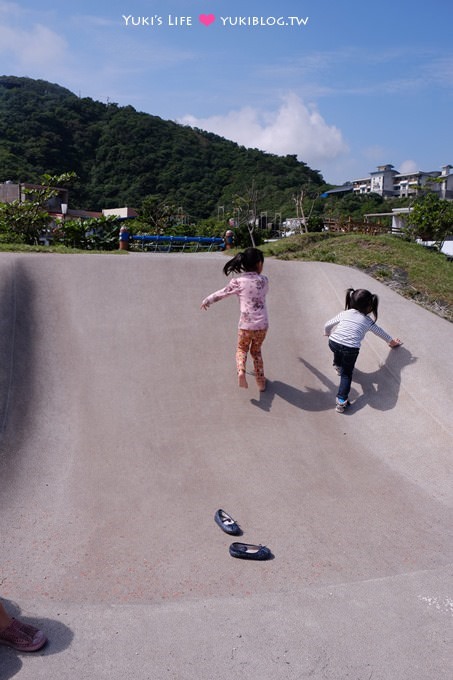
[0,252,451,679]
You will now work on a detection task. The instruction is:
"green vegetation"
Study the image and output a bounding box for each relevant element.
[0,172,76,245]
[407,192,453,250]
[320,192,411,224]
[3,76,450,242]
[0,76,325,219]
[262,232,453,322]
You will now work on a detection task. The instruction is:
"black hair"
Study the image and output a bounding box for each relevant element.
[345,288,379,320]
[223,247,264,276]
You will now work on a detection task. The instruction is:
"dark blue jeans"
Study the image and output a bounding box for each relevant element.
[329,339,360,400]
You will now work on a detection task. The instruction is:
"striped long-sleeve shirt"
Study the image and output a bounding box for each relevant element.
[324,309,392,348]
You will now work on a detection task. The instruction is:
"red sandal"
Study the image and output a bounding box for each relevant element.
[0,618,47,652]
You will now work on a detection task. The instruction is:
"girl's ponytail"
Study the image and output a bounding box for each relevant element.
[223,252,243,276]
[223,247,264,276]
[370,294,379,321]
[345,288,355,310]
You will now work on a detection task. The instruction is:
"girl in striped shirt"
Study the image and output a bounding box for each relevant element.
[324,288,402,412]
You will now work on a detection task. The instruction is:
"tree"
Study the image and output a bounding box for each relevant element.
[292,186,320,233]
[0,200,50,244]
[139,196,178,233]
[51,218,85,248]
[407,193,453,250]
[0,172,76,244]
[231,181,261,247]
[51,214,120,250]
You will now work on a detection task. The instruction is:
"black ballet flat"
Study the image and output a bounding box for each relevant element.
[229,542,272,560]
[214,509,241,535]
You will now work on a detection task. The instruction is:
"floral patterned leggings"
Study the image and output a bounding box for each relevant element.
[236,329,267,379]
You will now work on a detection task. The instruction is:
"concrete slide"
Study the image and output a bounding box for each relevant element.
[0,252,451,679]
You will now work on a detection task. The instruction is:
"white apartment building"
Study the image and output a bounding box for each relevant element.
[351,164,453,199]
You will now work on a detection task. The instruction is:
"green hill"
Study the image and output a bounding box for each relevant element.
[0,75,326,218]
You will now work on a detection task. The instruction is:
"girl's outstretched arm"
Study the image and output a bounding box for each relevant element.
[200,279,240,311]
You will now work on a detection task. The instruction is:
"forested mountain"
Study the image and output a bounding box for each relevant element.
[0,76,326,218]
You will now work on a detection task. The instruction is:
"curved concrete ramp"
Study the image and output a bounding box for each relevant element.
[1,252,452,679]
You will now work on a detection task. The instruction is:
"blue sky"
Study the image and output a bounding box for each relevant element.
[1,0,452,184]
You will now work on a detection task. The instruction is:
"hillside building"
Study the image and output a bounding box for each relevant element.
[351,164,453,199]
[0,181,137,220]
[0,181,69,214]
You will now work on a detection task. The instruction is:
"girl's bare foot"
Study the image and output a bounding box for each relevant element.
[238,371,248,388]
[256,378,266,392]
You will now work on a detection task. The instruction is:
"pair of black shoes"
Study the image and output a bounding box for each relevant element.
[214,509,272,560]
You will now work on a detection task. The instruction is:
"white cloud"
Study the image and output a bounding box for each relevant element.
[421,55,453,87]
[0,1,23,18]
[0,22,68,69]
[180,93,348,165]
[398,159,419,174]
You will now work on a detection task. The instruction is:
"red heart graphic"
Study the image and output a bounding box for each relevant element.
[199,14,215,26]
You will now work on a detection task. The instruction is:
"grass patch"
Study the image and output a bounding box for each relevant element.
[263,233,453,322]
[0,242,123,255]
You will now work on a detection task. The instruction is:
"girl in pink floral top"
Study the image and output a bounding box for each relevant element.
[201,248,269,391]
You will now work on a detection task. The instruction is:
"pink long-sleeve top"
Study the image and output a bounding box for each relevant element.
[202,272,269,330]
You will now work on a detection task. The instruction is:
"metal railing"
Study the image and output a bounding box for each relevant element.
[130,234,224,252]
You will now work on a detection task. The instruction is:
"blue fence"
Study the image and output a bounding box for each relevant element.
[130,234,224,252]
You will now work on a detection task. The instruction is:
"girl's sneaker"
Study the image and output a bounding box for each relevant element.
[335,397,349,413]
[0,618,47,652]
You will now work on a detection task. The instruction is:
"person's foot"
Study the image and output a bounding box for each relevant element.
[238,371,248,388]
[335,397,349,413]
[256,377,266,392]
[0,618,47,652]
